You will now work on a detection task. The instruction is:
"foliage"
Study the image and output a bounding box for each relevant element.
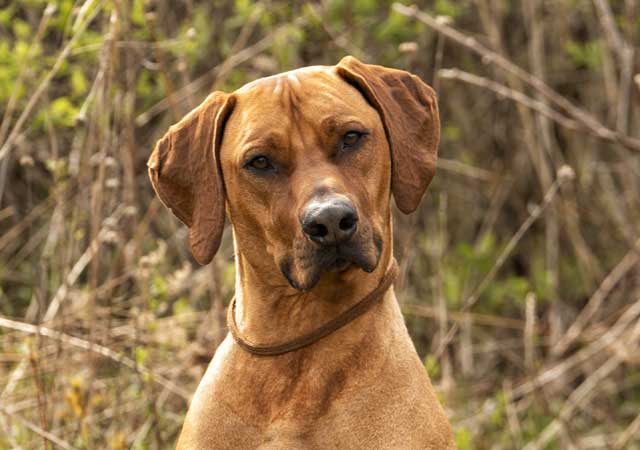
[1,1,639,449]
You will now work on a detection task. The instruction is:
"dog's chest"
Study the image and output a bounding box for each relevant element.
[178,331,456,450]
[214,337,369,422]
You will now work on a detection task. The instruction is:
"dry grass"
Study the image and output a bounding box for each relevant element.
[1,1,639,449]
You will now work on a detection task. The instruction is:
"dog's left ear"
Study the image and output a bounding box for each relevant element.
[335,56,440,214]
[147,92,235,265]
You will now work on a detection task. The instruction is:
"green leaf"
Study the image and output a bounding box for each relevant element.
[435,0,464,18]
[455,427,472,450]
[173,297,192,315]
[134,347,148,365]
[12,19,32,40]
[48,97,80,127]
[70,67,88,97]
[0,5,15,27]
[131,0,146,26]
[424,354,441,378]
[151,274,168,301]
[564,39,602,69]
[443,267,462,308]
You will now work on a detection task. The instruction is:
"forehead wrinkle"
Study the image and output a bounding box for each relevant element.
[287,72,301,89]
[274,77,308,161]
[231,89,291,137]
[320,115,368,133]
[230,70,369,162]
[288,116,334,171]
[294,80,373,127]
[242,132,286,150]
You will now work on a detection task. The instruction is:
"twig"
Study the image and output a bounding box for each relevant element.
[211,4,264,91]
[592,0,635,134]
[524,292,536,369]
[3,206,133,401]
[392,3,640,152]
[433,166,575,358]
[44,208,124,323]
[0,2,57,206]
[0,316,190,401]
[305,2,366,58]
[28,340,50,450]
[437,157,495,182]
[0,404,79,450]
[522,318,640,450]
[71,37,192,55]
[403,303,533,331]
[135,18,307,127]
[592,0,627,54]
[0,415,22,449]
[513,298,640,398]
[0,0,104,162]
[523,355,622,450]
[0,186,58,253]
[552,236,640,356]
[438,68,582,132]
[503,381,524,448]
[613,411,640,450]
[476,176,513,245]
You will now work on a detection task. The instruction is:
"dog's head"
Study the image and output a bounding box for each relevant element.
[148,56,439,291]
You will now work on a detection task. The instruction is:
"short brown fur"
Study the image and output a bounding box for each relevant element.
[148,56,456,449]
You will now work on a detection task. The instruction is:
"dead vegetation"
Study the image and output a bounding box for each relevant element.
[1,1,639,449]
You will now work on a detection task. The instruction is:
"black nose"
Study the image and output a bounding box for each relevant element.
[301,197,359,245]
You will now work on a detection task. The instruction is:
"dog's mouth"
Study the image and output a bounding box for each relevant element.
[280,229,383,292]
[313,245,370,273]
[328,257,351,272]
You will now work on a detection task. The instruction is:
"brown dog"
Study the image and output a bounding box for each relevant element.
[148,56,456,449]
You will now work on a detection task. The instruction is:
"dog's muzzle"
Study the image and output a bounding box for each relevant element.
[300,196,359,246]
[280,196,379,291]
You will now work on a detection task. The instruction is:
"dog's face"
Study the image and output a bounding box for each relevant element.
[220,69,390,291]
[147,57,440,291]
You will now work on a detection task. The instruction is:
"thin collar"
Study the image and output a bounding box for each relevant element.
[227,259,399,356]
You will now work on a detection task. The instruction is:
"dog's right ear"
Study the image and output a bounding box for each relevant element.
[147,92,235,265]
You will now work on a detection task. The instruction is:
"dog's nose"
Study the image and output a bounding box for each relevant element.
[301,197,358,245]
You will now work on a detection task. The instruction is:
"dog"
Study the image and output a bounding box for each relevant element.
[148,56,456,449]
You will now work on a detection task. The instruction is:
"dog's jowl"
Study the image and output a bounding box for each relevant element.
[148,56,456,450]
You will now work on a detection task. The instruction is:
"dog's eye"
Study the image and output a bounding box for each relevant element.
[246,155,274,171]
[341,131,363,150]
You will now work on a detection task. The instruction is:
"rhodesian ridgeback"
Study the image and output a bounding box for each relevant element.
[148,56,456,449]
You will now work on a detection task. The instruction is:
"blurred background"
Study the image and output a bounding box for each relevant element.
[1,0,640,449]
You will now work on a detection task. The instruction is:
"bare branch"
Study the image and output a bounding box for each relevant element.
[0,316,190,401]
[438,68,583,132]
[0,405,79,450]
[513,298,640,398]
[0,1,104,162]
[522,318,640,450]
[433,166,575,359]
[593,0,628,60]
[552,237,640,356]
[393,3,640,152]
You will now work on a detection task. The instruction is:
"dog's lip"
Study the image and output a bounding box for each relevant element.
[327,257,351,272]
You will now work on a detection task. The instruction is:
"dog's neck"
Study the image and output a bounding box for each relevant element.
[231,232,395,346]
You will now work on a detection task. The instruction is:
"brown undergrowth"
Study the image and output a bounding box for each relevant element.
[1,1,639,449]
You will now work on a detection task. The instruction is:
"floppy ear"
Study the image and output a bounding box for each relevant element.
[335,56,440,214]
[147,92,235,265]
